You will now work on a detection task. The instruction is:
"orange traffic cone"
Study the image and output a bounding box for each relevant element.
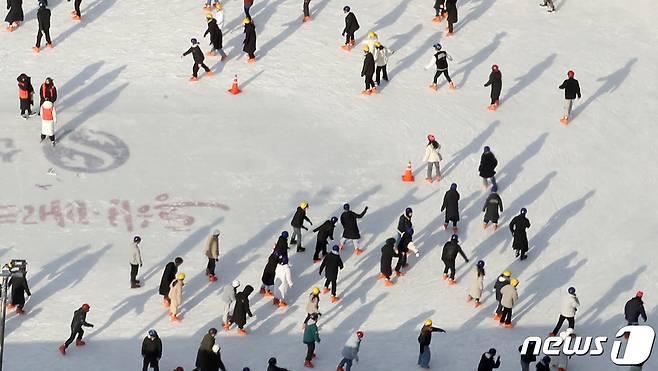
[228,75,241,95]
[401,161,414,182]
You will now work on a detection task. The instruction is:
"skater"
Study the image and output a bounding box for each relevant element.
[477,348,501,371]
[195,328,218,371]
[423,134,442,183]
[39,76,57,109]
[337,331,363,371]
[231,285,254,335]
[17,73,34,119]
[441,183,460,232]
[374,42,393,85]
[466,260,485,307]
[478,146,498,190]
[242,17,256,63]
[7,270,31,314]
[129,235,143,288]
[273,231,290,259]
[58,304,94,355]
[361,45,376,95]
[484,64,502,110]
[302,313,320,368]
[159,257,183,307]
[482,185,503,231]
[273,255,293,308]
[510,208,531,259]
[519,342,537,371]
[141,329,162,371]
[319,245,344,303]
[394,227,413,277]
[34,1,52,52]
[204,229,220,282]
[291,201,313,252]
[499,278,519,328]
[69,0,82,20]
[539,0,555,12]
[39,101,57,146]
[4,0,23,31]
[303,287,321,325]
[441,234,469,285]
[425,43,455,91]
[624,291,647,325]
[182,38,213,81]
[536,355,551,371]
[445,0,457,35]
[550,328,574,371]
[303,0,311,22]
[396,207,413,240]
[268,357,290,371]
[169,273,185,322]
[243,0,253,19]
[417,319,446,369]
[222,280,240,330]
[341,6,359,49]
[379,238,398,286]
[312,216,337,262]
[550,287,580,336]
[204,14,227,61]
[558,70,581,124]
[493,270,511,320]
[339,203,368,255]
[432,0,445,21]
[260,251,280,297]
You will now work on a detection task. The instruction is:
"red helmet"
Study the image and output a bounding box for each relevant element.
[567,70,575,78]
[81,303,90,312]
[637,291,644,298]
[492,64,499,71]
[356,331,364,339]
[427,134,435,141]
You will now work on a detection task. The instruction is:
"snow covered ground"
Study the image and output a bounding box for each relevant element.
[1,0,657,369]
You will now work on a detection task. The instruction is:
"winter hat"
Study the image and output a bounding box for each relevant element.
[568,287,576,295]
[492,64,499,71]
[427,134,436,141]
[332,245,340,254]
[191,38,198,45]
[502,270,511,277]
[268,357,277,365]
[637,291,644,298]
[450,183,457,191]
[39,1,46,7]
[362,45,370,53]
[451,234,458,241]
[541,355,551,364]
[405,207,413,217]
[433,43,442,51]
[483,146,491,153]
[356,331,364,339]
[488,348,497,356]
[567,70,575,78]
[174,257,184,265]
[491,184,498,193]
[148,329,157,337]
[243,368,250,371]
[330,216,338,223]
[477,260,485,268]
[343,5,350,12]
[281,231,289,239]
[81,303,90,312]
[232,280,241,288]
[520,208,527,215]
[213,229,220,236]
[133,236,141,243]
[386,237,396,245]
[343,203,350,211]
[212,344,220,353]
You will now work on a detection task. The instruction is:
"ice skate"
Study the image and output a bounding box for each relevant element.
[304,360,314,368]
[441,273,448,280]
[322,287,330,294]
[272,297,280,306]
[447,278,456,286]
[58,345,66,355]
[355,248,363,255]
[425,177,433,184]
[237,328,247,335]
[75,340,86,347]
[278,300,288,308]
[32,46,40,54]
[384,279,394,287]
[395,271,405,277]
[429,83,438,91]
[330,295,339,303]
[560,117,569,125]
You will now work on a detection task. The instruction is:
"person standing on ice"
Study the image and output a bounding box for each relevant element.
[159,257,183,307]
[394,227,413,277]
[242,17,257,63]
[478,146,498,190]
[444,0,458,36]
[17,73,34,119]
[302,313,321,368]
[303,287,321,326]
[4,0,23,31]
[195,328,218,371]
[68,0,83,21]
[7,270,31,315]
[493,270,511,321]
[169,273,185,322]
[417,320,446,369]
[320,245,344,303]
[204,229,220,282]
[624,291,647,325]
[466,260,485,307]
[34,1,52,52]
[550,287,580,336]
[39,100,57,146]
[312,216,337,262]
[374,42,394,86]
[273,231,290,259]
[341,6,359,50]
[340,203,368,255]
[182,38,213,81]
[482,185,503,232]
[129,235,143,288]
[441,183,460,232]
[499,278,519,328]
[441,234,469,285]
[396,207,413,240]
[337,331,363,371]
[260,251,280,297]
[141,329,162,371]
[58,303,94,355]
[425,43,455,91]
[361,45,376,95]
[484,64,502,110]
[509,208,531,260]
[558,70,581,124]
[477,348,501,371]
[379,238,398,286]
[291,201,313,253]
[222,280,240,330]
[539,0,555,13]
[302,0,311,22]
[423,134,442,183]
[39,76,57,111]
[231,285,254,335]
[204,13,227,61]
[273,255,293,308]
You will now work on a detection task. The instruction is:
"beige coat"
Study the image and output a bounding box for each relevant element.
[169,280,183,316]
[500,284,518,309]
[306,294,320,315]
[468,267,484,299]
[205,235,219,259]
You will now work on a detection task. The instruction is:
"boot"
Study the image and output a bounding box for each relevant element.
[16,307,25,315]
[384,279,394,287]
[260,287,266,295]
[492,224,498,232]
[447,278,456,286]
[493,314,501,321]
[33,46,40,53]
[131,282,141,288]
[163,298,170,308]
[355,248,363,256]
[58,345,66,355]
[223,323,231,331]
[237,328,247,336]
[297,246,306,252]
[304,360,314,368]
[429,83,438,91]
[330,295,339,303]
[75,340,86,347]
[278,300,288,308]
[441,274,448,280]
[272,298,280,306]
[264,290,273,298]
[209,275,218,282]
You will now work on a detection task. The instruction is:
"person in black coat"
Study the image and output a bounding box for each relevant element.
[478,146,498,189]
[17,73,34,118]
[242,18,256,62]
[267,357,290,371]
[361,46,376,94]
[312,217,337,262]
[204,14,227,60]
[8,272,31,314]
[445,0,457,34]
[195,328,217,371]
[341,6,359,47]
[260,251,281,296]
[624,291,647,325]
[484,64,502,109]
[441,183,460,232]
[159,257,183,307]
[397,207,413,240]
[182,39,212,80]
[142,330,162,371]
[339,203,368,254]
[290,202,312,252]
[273,231,290,259]
[558,70,581,123]
[231,285,254,333]
[5,0,23,30]
[417,321,446,368]
[509,208,531,260]
[394,228,413,276]
[380,238,398,285]
[59,304,94,354]
[477,348,501,371]
[34,1,52,50]
[39,76,57,109]
[441,234,469,283]
[482,185,503,231]
[319,245,344,299]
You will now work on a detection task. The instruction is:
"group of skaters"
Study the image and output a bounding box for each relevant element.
[5,0,84,49]
[15,73,58,145]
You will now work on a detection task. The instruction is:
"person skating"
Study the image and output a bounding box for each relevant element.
[482,185,503,232]
[303,287,321,325]
[273,255,293,308]
[302,313,320,368]
[182,38,213,81]
[509,208,531,260]
[222,280,240,330]
[441,183,460,232]
[67,0,82,21]
[466,260,485,307]
[479,146,498,190]
[242,17,257,63]
[7,270,31,314]
[624,291,647,325]
[204,229,220,282]
[499,278,519,328]
[423,134,443,183]
[341,6,359,50]
[39,100,57,146]
[417,320,446,369]
[17,73,34,119]
[425,43,456,91]
[273,231,290,259]
[291,201,313,252]
[492,270,511,321]
[558,70,581,124]
[394,227,413,277]
[379,238,398,286]
[39,76,57,110]
[204,13,227,61]
[141,329,162,371]
[444,0,458,36]
[195,328,219,371]
[539,0,555,13]
[361,45,376,95]
[169,273,185,322]
[549,287,580,336]
[58,303,94,355]
[536,355,551,371]
[312,216,337,262]
[374,41,394,86]
[129,235,143,288]
[484,64,502,110]
[267,357,290,371]
[432,0,445,22]
[339,203,368,255]
[337,331,363,371]
[231,285,254,335]
[302,0,311,22]
[5,0,23,31]
[477,348,501,371]
[319,245,344,303]
[34,1,52,52]
[159,257,183,307]
[261,250,281,297]
[441,234,469,285]
[519,342,537,371]
[396,207,413,240]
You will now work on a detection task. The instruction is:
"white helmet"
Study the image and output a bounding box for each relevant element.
[232,280,240,288]
[213,229,220,236]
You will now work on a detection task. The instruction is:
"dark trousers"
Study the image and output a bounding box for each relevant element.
[40,134,56,143]
[247,52,255,59]
[74,0,82,16]
[192,63,211,77]
[207,258,216,276]
[495,302,503,315]
[394,253,407,273]
[433,70,452,84]
[303,1,310,17]
[64,328,84,348]
[142,357,160,371]
[491,96,499,105]
[345,32,355,44]
[244,5,252,19]
[500,307,513,324]
[313,242,327,260]
[375,65,388,85]
[324,278,337,296]
[364,75,375,90]
[552,315,575,334]
[36,28,52,47]
[217,354,227,371]
[443,259,456,279]
[130,264,139,284]
[20,99,32,115]
[305,342,316,361]
[448,20,454,33]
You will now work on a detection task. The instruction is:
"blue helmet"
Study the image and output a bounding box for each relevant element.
[330,216,338,223]
[484,146,491,153]
[332,245,340,253]
[568,287,576,295]
[491,184,498,193]
[477,260,485,268]
[148,329,157,337]
[450,183,457,191]
[343,203,350,211]
[433,43,442,51]
[520,208,527,215]
[281,231,289,239]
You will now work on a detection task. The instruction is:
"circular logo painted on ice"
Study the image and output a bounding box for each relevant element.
[43,129,130,173]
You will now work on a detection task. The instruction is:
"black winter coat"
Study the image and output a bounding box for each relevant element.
[441,241,468,263]
[340,207,367,239]
[70,308,93,331]
[361,52,375,77]
[159,261,178,296]
[477,353,501,371]
[418,325,445,352]
[479,152,498,178]
[5,0,23,23]
[273,236,289,257]
[243,23,256,54]
[445,0,457,23]
[380,238,398,276]
[519,345,537,364]
[40,82,57,102]
[433,51,449,71]
[434,0,445,10]
[484,70,502,99]
[397,214,412,234]
[494,275,510,301]
[397,231,412,254]
[313,220,335,246]
[536,361,550,371]
[183,45,205,64]
[37,6,50,30]
[141,336,162,359]
[261,253,279,286]
[483,193,503,223]
[17,75,34,102]
[509,214,531,251]
[343,12,359,34]
[204,19,223,49]
[232,286,254,327]
[624,297,647,323]
[8,275,31,305]
[441,189,460,222]
[319,253,343,280]
[559,78,581,99]
[291,206,311,229]
[195,333,215,370]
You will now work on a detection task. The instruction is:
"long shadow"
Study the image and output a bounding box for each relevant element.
[495,133,549,190]
[30,244,91,287]
[442,120,500,178]
[391,30,440,75]
[452,32,506,87]
[57,64,127,113]
[504,54,556,102]
[88,289,154,338]
[251,0,285,34]
[457,0,495,33]
[240,69,265,89]
[388,24,423,60]
[373,0,408,31]
[53,0,118,46]
[57,61,105,108]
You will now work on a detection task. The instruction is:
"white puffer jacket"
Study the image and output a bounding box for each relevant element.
[560,294,580,317]
[374,47,394,67]
[274,263,293,300]
[423,143,442,163]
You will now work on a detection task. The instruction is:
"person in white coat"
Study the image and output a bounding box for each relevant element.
[550,287,580,335]
[550,328,574,371]
[422,134,442,183]
[129,236,143,288]
[222,280,240,330]
[374,42,394,85]
[466,260,485,307]
[273,256,293,308]
[40,100,56,146]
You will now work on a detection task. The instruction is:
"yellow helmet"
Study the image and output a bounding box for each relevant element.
[424,319,432,326]
[511,278,519,287]
[243,17,251,24]
[300,201,309,209]
[312,287,320,295]
[374,41,381,48]
[205,13,214,20]
[502,270,512,277]
[215,3,222,10]
[368,31,377,39]
[177,273,186,281]
[362,45,370,52]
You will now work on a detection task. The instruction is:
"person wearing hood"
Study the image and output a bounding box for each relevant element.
[374,41,394,85]
[242,17,257,63]
[260,251,281,297]
[312,216,337,262]
[492,270,511,321]
[231,285,254,335]
[509,208,531,260]
[550,287,580,336]
[34,1,52,52]
[17,73,34,119]
[379,238,398,286]
[222,280,241,330]
[536,355,551,371]
[319,245,344,303]
[441,234,469,285]
[7,270,31,314]
[141,329,162,371]
[550,329,574,371]
[273,256,293,308]
[477,348,501,371]
[302,313,321,368]
[441,183,460,232]
[339,203,368,255]
[425,43,455,91]
[267,357,290,371]
[423,134,443,183]
[129,236,143,288]
[291,201,313,252]
[341,6,359,49]
[39,100,57,146]
[482,185,503,232]
[624,291,647,325]
[337,331,363,371]
[361,45,376,95]
[396,207,413,241]
[204,13,227,61]
[499,278,519,328]
[394,227,414,277]
[484,64,502,110]
[466,260,485,307]
[39,76,57,109]
[195,328,220,371]
[169,273,185,322]
[181,38,213,81]
[204,230,220,282]
[5,0,23,31]
[478,146,498,190]
[159,257,183,308]
[417,320,446,369]
[558,70,581,124]
[59,303,94,355]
